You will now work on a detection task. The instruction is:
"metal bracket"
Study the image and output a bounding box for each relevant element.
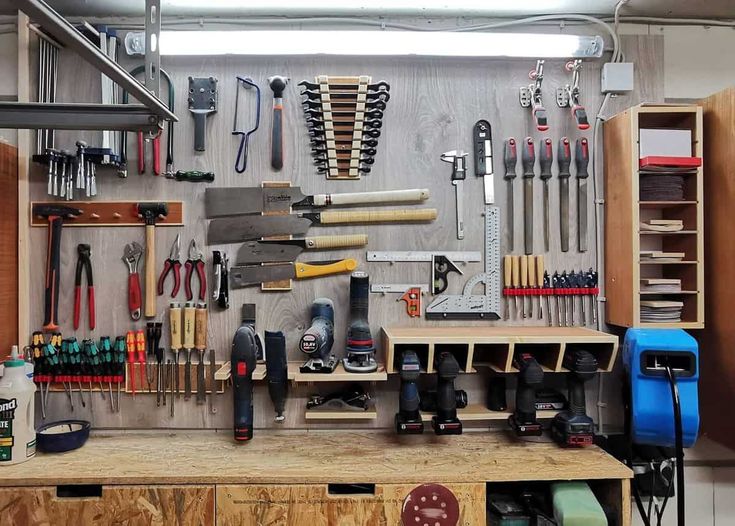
[9,0,176,132]
[556,87,570,108]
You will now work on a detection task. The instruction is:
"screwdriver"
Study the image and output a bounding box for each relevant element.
[126,331,136,396]
[559,271,570,326]
[146,323,156,392]
[183,302,196,401]
[169,303,182,403]
[153,322,163,406]
[195,303,208,405]
[520,255,528,319]
[114,336,126,412]
[100,336,114,412]
[135,329,146,393]
[503,255,513,319]
[527,255,536,319]
[511,255,520,319]
[536,255,544,320]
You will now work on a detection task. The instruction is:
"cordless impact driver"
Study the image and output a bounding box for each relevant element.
[432,352,463,435]
[232,318,260,441]
[395,350,424,434]
[509,352,544,437]
[551,349,598,446]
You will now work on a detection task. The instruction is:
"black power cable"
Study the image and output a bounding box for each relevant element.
[665,363,685,526]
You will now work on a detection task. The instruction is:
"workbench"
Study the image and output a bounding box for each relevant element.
[0,430,631,525]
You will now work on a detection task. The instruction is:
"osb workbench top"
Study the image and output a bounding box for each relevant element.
[0,430,631,486]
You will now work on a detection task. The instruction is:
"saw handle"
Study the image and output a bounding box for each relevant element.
[319,208,437,224]
[305,235,367,250]
[312,188,429,207]
[293,259,357,279]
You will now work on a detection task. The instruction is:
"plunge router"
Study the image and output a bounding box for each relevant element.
[343,271,378,373]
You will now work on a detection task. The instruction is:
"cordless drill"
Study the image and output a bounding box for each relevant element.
[298,298,336,373]
[395,350,424,434]
[551,349,598,447]
[265,330,288,423]
[432,352,463,435]
[509,352,544,437]
[232,319,260,441]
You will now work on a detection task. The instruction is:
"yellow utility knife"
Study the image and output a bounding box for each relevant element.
[229,259,357,288]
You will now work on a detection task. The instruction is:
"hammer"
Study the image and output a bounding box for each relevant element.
[137,203,169,318]
[33,204,82,331]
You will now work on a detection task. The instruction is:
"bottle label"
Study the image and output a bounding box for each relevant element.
[0,398,17,462]
[26,439,36,458]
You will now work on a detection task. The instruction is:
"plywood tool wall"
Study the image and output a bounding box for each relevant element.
[27,35,663,430]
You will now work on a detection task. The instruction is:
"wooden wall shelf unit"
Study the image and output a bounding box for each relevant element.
[381,326,618,374]
[0,431,632,526]
[604,104,704,328]
[699,87,735,450]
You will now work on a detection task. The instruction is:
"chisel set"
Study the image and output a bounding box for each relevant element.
[300,75,390,179]
[503,255,598,327]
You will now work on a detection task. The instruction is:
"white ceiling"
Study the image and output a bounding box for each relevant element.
[2,0,735,19]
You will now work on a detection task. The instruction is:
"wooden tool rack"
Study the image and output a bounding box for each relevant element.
[0,431,632,525]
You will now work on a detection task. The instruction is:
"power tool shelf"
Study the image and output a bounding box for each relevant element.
[305,408,378,420]
[382,326,618,375]
[420,404,558,423]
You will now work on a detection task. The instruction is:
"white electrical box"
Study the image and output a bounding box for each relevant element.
[601,63,635,93]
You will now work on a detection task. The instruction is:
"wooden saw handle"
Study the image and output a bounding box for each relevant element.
[305,235,368,250]
[312,189,430,207]
[319,208,437,224]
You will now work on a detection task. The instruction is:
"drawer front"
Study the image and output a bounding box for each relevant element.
[0,485,215,526]
[216,483,485,526]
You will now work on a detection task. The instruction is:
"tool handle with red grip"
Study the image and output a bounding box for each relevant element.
[129,272,142,320]
[88,286,96,330]
[73,286,81,330]
[42,216,64,332]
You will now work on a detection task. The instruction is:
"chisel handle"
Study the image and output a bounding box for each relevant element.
[503,255,512,288]
[304,235,368,250]
[511,256,520,288]
[195,304,208,351]
[528,255,537,288]
[183,303,195,350]
[312,188,429,207]
[536,255,545,287]
[521,137,535,178]
[520,255,528,288]
[319,208,437,224]
[169,303,182,350]
[271,100,283,170]
[539,137,553,181]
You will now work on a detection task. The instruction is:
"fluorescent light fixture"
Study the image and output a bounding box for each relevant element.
[159,31,604,58]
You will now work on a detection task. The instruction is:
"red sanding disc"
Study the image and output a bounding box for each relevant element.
[401,483,460,526]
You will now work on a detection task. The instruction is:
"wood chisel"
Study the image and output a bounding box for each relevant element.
[183,302,195,400]
[195,303,208,405]
[207,208,437,244]
[576,138,590,252]
[204,187,429,217]
[236,235,367,265]
[521,137,535,255]
[168,303,182,408]
[539,137,553,252]
[440,150,467,240]
[520,255,528,319]
[503,138,517,251]
[558,137,572,252]
[473,120,494,204]
[230,259,357,288]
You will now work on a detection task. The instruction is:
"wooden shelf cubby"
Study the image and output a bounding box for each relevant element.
[604,104,704,328]
[381,326,618,374]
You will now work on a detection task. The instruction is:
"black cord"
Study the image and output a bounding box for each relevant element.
[665,364,685,526]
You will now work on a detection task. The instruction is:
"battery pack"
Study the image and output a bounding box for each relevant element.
[623,329,699,447]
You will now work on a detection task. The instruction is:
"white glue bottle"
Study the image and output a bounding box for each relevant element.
[0,346,36,464]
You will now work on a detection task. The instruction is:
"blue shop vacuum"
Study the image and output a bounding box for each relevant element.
[623,328,700,526]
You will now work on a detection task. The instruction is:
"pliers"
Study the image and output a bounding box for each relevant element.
[185,239,207,302]
[73,244,95,331]
[158,234,182,297]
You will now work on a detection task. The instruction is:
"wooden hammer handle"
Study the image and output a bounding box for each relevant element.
[144,224,156,318]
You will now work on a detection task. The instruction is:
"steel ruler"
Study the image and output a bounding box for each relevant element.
[425,205,501,320]
[367,251,481,263]
[370,284,430,294]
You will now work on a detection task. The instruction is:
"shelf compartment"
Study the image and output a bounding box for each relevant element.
[471,343,512,373]
[564,342,617,373]
[512,343,562,372]
[388,343,430,374]
[434,343,470,373]
[292,362,387,383]
[305,408,377,420]
[639,290,698,295]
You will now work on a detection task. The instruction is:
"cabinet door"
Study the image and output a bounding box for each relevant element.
[0,485,215,526]
[216,483,485,526]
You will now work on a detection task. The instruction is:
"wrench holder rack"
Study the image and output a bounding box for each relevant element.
[300,75,390,180]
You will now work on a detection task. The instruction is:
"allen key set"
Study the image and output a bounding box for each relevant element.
[301,75,390,179]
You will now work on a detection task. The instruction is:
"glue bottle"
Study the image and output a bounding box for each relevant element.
[0,346,36,464]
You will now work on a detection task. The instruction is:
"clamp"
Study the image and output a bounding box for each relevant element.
[73,244,95,331]
[157,233,182,298]
[185,239,207,302]
[556,59,590,130]
[520,60,549,132]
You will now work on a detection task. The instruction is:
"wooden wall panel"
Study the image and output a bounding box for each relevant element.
[0,485,215,526]
[26,35,664,429]
[0,142,17,359]
[216,483,485,526]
